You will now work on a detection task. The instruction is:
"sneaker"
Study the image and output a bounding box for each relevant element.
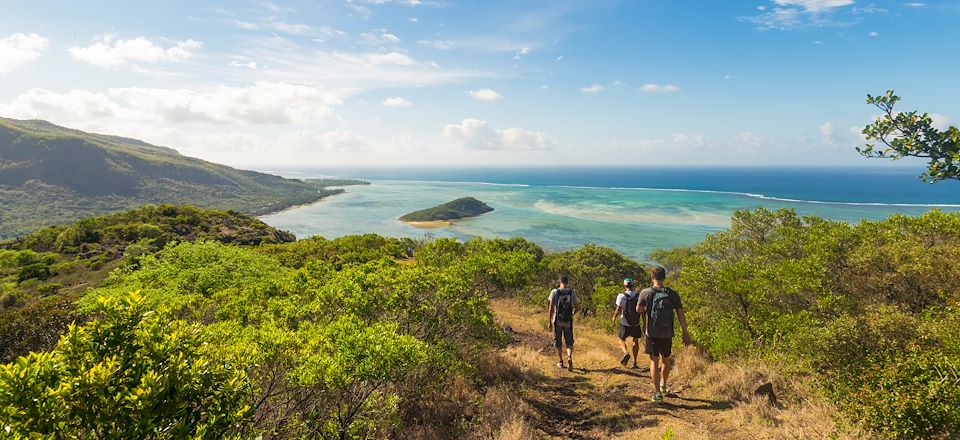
[567,357,574,372]
[556,361,565,369]
[631,363,640,369]
[620,353,631,366]
[652,392,664,403]
[661,383,670,395]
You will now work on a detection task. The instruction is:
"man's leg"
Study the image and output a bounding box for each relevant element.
[617,337,628,355]
[631,338,640,364]
[660,355,673,390]
[565,325,575,369]
[650,355,661,395]
[554,324,564,365]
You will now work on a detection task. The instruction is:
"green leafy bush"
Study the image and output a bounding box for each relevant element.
[0,293,252,438]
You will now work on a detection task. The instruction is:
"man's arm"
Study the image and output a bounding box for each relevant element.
[547,295,555,331]
[612,305,622,322]
[677,308,692,345]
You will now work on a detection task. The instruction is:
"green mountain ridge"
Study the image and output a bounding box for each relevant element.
[0,117,347,239]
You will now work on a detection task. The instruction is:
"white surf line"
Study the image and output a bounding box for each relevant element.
[356,179,960,208]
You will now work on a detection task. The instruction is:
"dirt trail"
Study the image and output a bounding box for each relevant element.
[491,298,737,440]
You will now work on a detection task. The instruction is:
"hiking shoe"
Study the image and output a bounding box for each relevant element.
[652,392,664,403]
[567,358,574,372]
[620,353,631,366]
[661,383,670,395]
[631,363,640,369]
[556,361,565,369]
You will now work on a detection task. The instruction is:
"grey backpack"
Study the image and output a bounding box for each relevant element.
[647,287,675,332]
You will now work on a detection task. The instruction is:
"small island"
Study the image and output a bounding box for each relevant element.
[400,197,494,227]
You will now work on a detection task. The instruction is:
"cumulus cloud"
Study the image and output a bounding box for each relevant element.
[672,133,705,146]
[0,81,352,127]
[68,35,203,69]
[0,33,48,75]
[443,119,555,150]
[467,88,503,101]
[580,84,605,93]
[639,83,680,93]
[930,113,953,130]
[382,97,412,107]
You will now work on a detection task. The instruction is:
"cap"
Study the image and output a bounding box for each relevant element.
[623,277,633,286]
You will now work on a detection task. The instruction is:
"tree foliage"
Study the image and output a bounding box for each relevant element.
[858,90,960,182]
[655,208,960,438]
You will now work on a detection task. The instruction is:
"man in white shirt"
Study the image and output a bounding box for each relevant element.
[612,277,642,368]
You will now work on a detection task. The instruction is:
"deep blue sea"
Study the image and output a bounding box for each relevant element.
[259,166,960,261]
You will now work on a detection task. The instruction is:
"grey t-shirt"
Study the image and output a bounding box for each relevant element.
[547,288,579,327]
[638,287,683,339]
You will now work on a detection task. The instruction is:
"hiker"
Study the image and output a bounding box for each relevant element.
[636,267,691,402]
[612,277,642,368]
[547,275,579,371]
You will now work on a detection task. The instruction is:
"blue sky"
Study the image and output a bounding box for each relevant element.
[0,0,957,168]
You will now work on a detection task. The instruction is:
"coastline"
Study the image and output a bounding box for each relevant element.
[259,189,348,216]
[401,219,453,228]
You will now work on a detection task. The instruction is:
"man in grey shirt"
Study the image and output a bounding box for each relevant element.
[636,267,691,402]
[548,275,579,371]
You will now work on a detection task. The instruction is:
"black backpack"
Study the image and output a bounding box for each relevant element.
[621,292,641,327]
[554,288,574,323]
[647,287,675,332]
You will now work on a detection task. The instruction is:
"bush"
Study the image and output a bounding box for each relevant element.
[0,293,252,438]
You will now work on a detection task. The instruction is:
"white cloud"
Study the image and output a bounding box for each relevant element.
[266,21,312,35]
[580,84,605,93]
[869,31,878,37]
[819,121,835,137]
[672,133,705,146]
[418,39,455,49]
[773,0,854,12]
[230,20,260,30]
[512,47,530,61]
[443,118,555,150]
[904,2,926,6]
[741,1,857,30]
[382,97,412,107]
[930,113,953,130]
[0,82,352,127]
[360,28,401,45]
[467,88,503,101]
[0,33,48,75]
[365,51,417,65]
[639,83,680,93]
[68,35,203,69]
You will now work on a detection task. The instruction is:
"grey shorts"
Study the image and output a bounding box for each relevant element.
[554,322,574,348]
[618,324,643,340]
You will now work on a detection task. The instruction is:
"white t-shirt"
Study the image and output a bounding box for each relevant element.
[615,290,639,309]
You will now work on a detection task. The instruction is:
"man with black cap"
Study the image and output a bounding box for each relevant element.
[612,277,642,368]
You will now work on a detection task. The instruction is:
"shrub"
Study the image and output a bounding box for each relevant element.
[0,293,252,438]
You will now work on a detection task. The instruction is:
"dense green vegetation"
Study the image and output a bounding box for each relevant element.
[1,205,957,439]
[0,205,295,363]
[859,91,960,182]
[653,208,960,439]
[0,118,365,238]
[400,197,494,222]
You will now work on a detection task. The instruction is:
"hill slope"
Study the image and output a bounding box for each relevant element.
[400,196,494,222]
[0,117,343,238]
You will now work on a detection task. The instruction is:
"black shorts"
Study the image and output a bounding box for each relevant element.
[618,325,643,340]
[645,336,672,358]
[554,322,574,348]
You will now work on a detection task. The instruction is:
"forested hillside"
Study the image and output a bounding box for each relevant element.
[0,118,360,238]
[0,206,957,439]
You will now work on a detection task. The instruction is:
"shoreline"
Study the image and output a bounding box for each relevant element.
[258,189,349,217]
[401,220,453,229]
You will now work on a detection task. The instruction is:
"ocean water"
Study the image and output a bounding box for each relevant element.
[259,167,960,261]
